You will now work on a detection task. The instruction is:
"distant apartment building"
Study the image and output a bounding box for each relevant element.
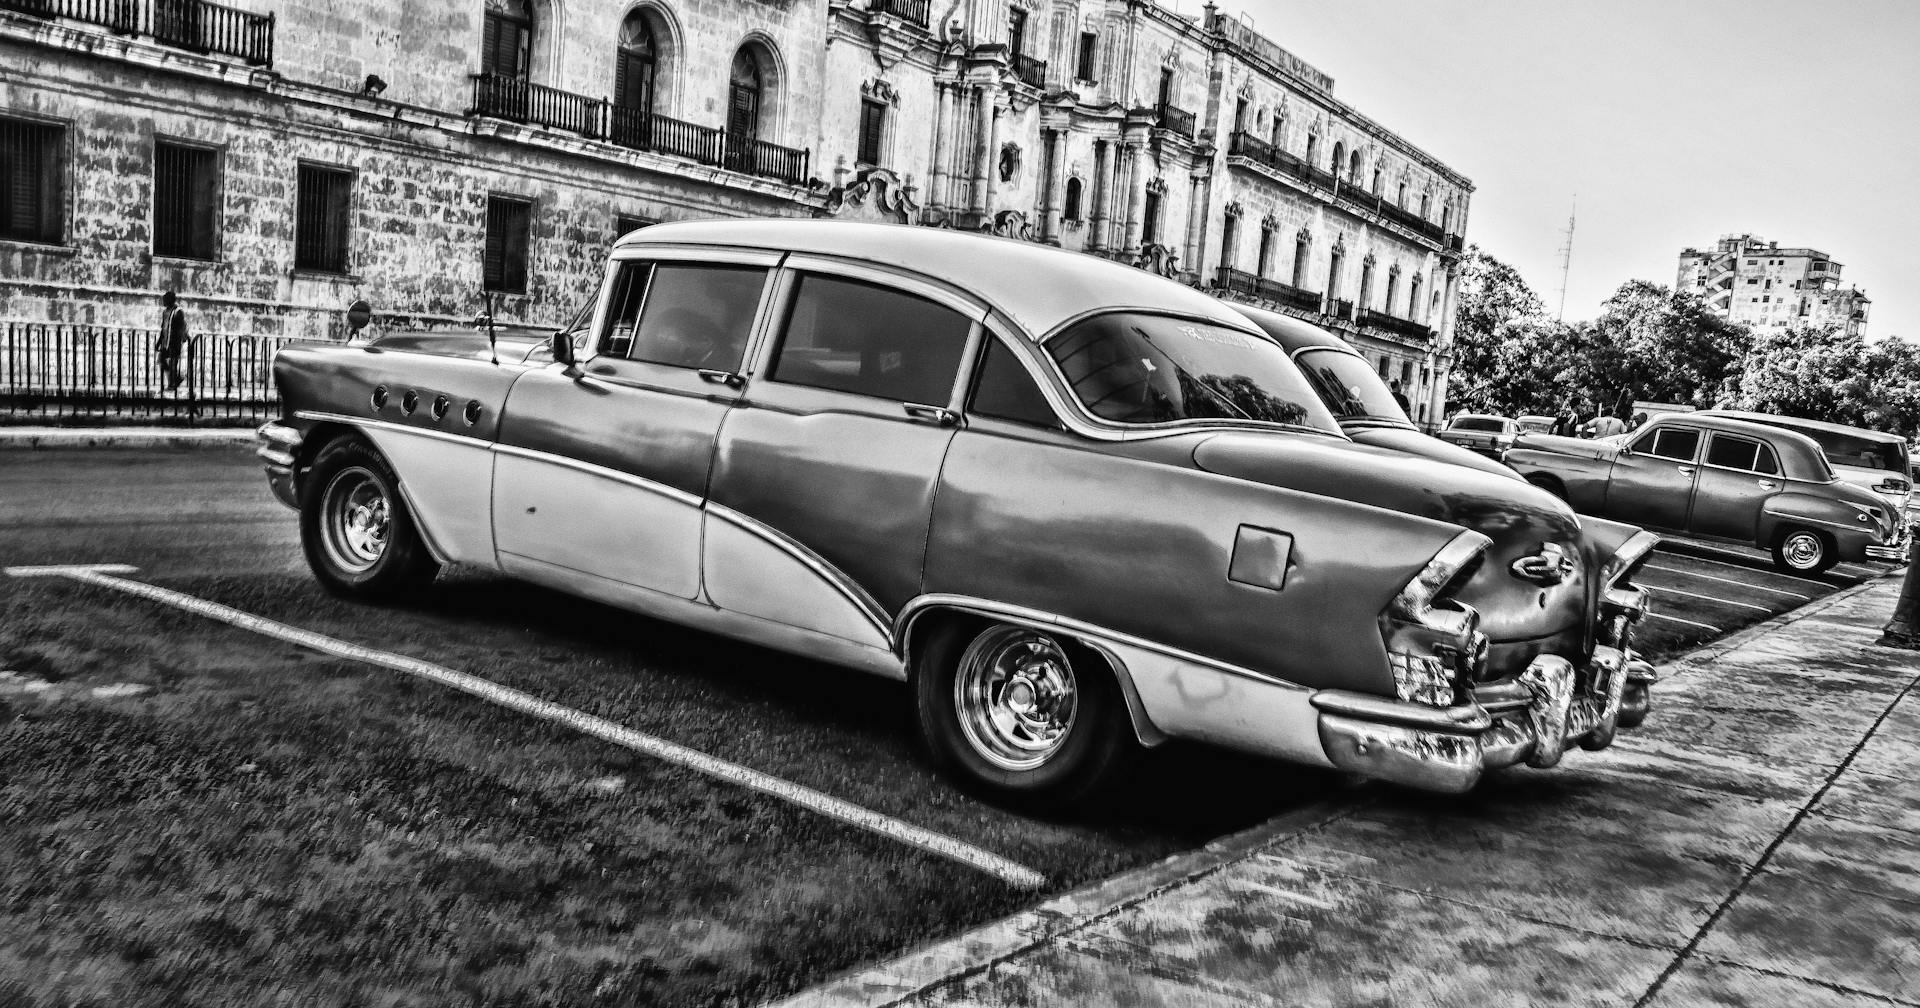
[1677,235,1871,337]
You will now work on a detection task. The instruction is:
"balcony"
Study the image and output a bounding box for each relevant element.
[470,74,811,185]
[1359,308,1434,342]
[1225,131,1334,192]
[1012,53,1047,90]
[2,0,274,65]
[1227,132,1463,252]
[1155,102,1196,139]
[1260,278,1323,314]
[867,0,929,28]
[1326,298,1354,321]
[1213,266,1261,295]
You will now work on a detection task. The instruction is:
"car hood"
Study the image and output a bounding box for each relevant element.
[369,330,549,364]
[1348,426,1523,480]
[1192,432,1608,672]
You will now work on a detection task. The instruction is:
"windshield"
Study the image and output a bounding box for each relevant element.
[1450,417,1509,433]
[1293,348,1409,423]
[1046,313,1341,434]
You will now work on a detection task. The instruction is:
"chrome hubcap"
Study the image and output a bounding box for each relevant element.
[1784,533,1823,569]
[954,627,1078,771]
[322,466,390,573]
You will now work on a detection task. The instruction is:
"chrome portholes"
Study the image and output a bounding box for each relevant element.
[371,385,389,410]
[431,394,450,421]
[319,465,391,573]
[401,390,419,415]
[464,401,483,426]
[954,626,1079,771]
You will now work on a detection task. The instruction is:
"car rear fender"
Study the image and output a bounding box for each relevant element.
[1759,489,1886,550]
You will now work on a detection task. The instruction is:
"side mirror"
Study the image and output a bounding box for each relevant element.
[550,330,575,367]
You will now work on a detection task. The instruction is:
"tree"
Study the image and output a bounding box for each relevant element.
[1583,281,1750,413]
[1732,325,1920,436]
[1448,246,1564,415]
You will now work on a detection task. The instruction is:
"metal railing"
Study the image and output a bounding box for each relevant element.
[1,321,323,424]
[1359,308,1434,342]
[1213,266,1260,295]
[1326,297,1354,321]
[1259,278,1323,314]
[1012,53,1048,89]
[1227,132,1463,251]
[470,75,811,185]
[868,0,930,29]
[1,0,273,65]
[1155,102,1196,139]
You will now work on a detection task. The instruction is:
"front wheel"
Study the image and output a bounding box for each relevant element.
[1772,527,1836,575]
[299,437,440,597]
[914,620,1135,807]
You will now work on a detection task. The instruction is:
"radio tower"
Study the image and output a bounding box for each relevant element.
[1555,197,1576,321]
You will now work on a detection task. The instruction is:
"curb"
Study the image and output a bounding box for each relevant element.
[0,428,257,450]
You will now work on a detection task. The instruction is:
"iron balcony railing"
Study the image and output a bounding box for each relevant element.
[1359,308,1434,342]
[1326,297,1355,321]
[868,0,930,29]
[1,0,273,65]
[0,321,322,425]
[1227,131,1463,250]
[1155,102,1196,139]
[1260,278,1323,314]
[470,75,811,185]
[1012,53,1047,89]
[1213,266,1260,295]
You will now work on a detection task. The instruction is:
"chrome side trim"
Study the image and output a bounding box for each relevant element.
[392,479,454,567]
[295,410,493,451]
[1767,512,1882,535]
[491,442,703,508]
[704,502,893,639]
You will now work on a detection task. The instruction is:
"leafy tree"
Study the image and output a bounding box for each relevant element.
[1731,325,1920,436]
[1448,246,1565,415]
[1582,281,1751,413]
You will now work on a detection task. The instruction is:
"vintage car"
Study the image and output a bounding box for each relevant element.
[1438,413,1521,461]
[1507,412,1905,573]
[1697,410,1912,525]
[259,219,1654,801]
[1516,415,1556,435]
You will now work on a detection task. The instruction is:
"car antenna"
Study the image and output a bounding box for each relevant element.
[483,291,499,366]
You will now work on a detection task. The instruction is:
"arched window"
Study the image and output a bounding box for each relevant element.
[1371,168,1382,194]
[1303,133,1316,165]
[1384,268,1400,316]
[1064,177,1083,221]
[1348,149,1361,182]
[1419,192,1431,220]
[1330,140,1345,175]
[483,0,532,78]
[1257,226,1274,277]
[1441,204,1453,234]
[728,46,765,142]
[1292,234,1310,288]
[1327,247,1344,301]
[1358,258,1374,311]
[615,12,658,116]
[1270,113,1285,150]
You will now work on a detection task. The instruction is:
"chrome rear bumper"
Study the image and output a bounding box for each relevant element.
[1313,645,1651,794]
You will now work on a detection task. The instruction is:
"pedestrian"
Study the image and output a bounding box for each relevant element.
[155,290,189,392]
[1388,379,1411,413]
[1632,411,1649,430]
[1587,396,1627,438]
[1552,405,1577,437]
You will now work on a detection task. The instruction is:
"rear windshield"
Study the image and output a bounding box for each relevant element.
[1294,348,1409,423]
[1045,313,1341,434]
[1804,433,1906,473]
[1449,417,1509,433]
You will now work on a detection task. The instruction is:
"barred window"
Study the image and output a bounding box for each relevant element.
[154,141,218,260]
[294,163,351,273]
[857,97,886,166]
[614,213,654,241]
[485,194,532,294]
[1,116,64,245]
[1075,32,1097,81]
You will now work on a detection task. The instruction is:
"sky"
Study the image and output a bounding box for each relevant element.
[1213,0,1920,340]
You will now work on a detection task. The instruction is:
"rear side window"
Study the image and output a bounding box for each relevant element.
[969,337,1061,429]
[1705,433,1761,471]
[1635,427,1701,462]
[1755,444,1780,475]
[769,274,972,405]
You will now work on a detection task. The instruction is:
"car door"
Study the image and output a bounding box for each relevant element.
[1690,432,1781,542]
[1604,424,1701,532]
[493,251,777,598]
[704,260,980,645]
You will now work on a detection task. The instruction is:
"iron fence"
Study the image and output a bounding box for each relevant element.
[1012,54,1048,90]
[1155,102,1196,139]
[0,321,322,425]
[1359,308,1434,342]
[0,0,273,65]
[869,0,929,28]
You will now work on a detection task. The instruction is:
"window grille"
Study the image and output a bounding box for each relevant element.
[485,194,532,294]
[0,117,64,245]
[154,141,217,260]
[857,97,886,166]
[294,163,351,273]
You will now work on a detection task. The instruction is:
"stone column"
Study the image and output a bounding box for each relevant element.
[1042,128,1069,244]
[1430,266,1461,427]
[929,82,953,215]
[970,84,996,219]
[1088,140,1111,252]
[1120,143,1145,254]
[1184,170,1211,275]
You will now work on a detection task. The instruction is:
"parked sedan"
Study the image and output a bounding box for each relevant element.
[1697,410,1912,527]
[260,220,1651,800]
[1508,412,1904,573]
[1439,413,1521,461]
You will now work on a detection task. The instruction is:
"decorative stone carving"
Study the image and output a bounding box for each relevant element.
[1223,200,1243,217]
[1296,227,1313,243]
[1134,242,1180,278]
[861,78,899,104]
[818,165,921,223]
[1261,212,1281,231]
[981,209,1035,241]
[998,142,1021,183]
[1144,175,1167,196]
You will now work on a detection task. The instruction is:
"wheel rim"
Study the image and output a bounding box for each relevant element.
[954,627,1079,772]
[1783,532,1824,569]
[321,466,391,574]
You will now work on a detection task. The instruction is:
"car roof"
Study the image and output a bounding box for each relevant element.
[1227,304,1354,353]
[1647,412,1833,478]
[1698,410,1903,445]
[622,219,1258,340]
[1453,413,1510,422]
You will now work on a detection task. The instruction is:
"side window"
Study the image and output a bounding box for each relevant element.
[969,336,1062,429]
[627,263,767,370]
[1705,434,1760,471]
[598,260,653,358]
[1643,427,1701,462]
[1755,443,1780,475]
[770,274,971,405]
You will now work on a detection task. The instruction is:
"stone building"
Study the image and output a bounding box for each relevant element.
[1678,234,1871,338]
[1,0,1471,422]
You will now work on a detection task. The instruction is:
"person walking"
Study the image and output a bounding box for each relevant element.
[155,290,189,392]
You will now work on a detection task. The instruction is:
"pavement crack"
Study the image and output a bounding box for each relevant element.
[1690,953,1920,1007]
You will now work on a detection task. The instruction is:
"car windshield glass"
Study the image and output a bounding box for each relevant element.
[1046,313,1340,433]
[1450,417,1508,432]
[1293,348,1407,422]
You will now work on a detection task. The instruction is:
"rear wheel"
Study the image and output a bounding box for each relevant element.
[300,437,440,597]
[1771,527,1836,575]
[1525,474,1568,501]
[914,619,1135,807]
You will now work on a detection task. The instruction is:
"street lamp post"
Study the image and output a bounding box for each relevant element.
[1877,535,1920,649]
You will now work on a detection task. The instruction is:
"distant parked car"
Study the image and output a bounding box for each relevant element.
[1439,413,1521,461]
[1516,415,1556,435]
[1507,412,1905,573]
[1697,411,1912,525]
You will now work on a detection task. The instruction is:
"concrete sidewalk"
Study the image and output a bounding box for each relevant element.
[0,426,256,450]
[775,575,1920,1008]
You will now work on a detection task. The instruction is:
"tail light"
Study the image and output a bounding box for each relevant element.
[1599,530,1658,646]
[1380,531,1490,706]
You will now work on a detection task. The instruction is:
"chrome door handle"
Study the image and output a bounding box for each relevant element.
[1677,466,1694,476]
[698,369,744,389]
[903,403,959,426]
[1758,480,1777,490]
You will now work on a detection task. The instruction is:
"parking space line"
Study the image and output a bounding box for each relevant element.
[1647,612,1720,632]
[1642,565,1810,600]
[4,563,1048,891]
[1651,548,1839,589]
[1644,585,1775,613]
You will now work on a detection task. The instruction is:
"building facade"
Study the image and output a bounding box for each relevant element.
[1,0,1471,423]
[1678,234,1871,338]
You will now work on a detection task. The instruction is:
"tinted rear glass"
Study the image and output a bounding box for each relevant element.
[1450,417,1508,433]
[1295,348,1408,422]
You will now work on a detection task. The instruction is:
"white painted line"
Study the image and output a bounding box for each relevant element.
[1651,548,1837,588]
[1645,585,1774,613]
[1643,565,1810,600]
[1647,612,1721,632]
[5,564,1047,891]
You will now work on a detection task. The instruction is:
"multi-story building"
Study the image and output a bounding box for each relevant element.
[1,0,1471,422]
[1678,234,1871,337]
